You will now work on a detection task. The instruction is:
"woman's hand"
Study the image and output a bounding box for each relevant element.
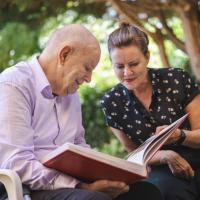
[155,126,181,145]
[160,150,194,180]
[76,180,129,199]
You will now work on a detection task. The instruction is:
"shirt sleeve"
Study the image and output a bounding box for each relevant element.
[100,93,120,130]
[51,173,80,189]
[0,83,79,190]
[178,69,200,107]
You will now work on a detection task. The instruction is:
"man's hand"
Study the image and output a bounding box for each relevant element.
[76,180,129,199]
[160,150,194,180]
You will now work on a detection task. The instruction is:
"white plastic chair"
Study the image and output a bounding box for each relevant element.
[0,169,23,200]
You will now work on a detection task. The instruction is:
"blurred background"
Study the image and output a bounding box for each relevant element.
[0,0,200,157]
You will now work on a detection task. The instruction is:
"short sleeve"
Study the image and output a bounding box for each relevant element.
[100,94,117,128]
[179,70,200,107]
[100,93,121,130]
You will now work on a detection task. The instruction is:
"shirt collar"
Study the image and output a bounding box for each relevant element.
[27,56,55,99]
[120,68,161,101]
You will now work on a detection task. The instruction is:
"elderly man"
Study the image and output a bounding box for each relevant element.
[0,24,130,200]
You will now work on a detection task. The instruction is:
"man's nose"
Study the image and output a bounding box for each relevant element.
[84,72,92,83]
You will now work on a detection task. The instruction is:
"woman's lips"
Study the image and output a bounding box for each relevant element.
[124,77,137,83]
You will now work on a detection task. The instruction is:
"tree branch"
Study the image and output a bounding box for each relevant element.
[110,0,155,38]
[158,11,186,53]
[109,0,170,68]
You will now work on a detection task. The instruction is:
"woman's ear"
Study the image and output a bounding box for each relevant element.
[145,51,150,62]
[59,45,72,65]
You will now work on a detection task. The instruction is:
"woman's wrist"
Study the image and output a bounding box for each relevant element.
[173,129,186,145]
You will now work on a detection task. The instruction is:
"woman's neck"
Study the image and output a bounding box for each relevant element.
[133,78,152,96]
[132,79,152,111]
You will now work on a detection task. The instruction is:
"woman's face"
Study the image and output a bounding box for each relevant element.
[110,45,150,91]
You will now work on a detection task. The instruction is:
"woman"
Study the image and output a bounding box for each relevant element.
[101,23,200,200]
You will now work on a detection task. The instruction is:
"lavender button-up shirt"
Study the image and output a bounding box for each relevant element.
[0,56,89,190]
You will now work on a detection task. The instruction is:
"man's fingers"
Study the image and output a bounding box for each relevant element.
[78,179,129,199]
[96,180,127,189]
[187,166,195,179]
[91,180,129,192]
[103,185,129,197]
[92,180,129,199]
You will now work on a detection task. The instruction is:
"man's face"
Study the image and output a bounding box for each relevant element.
[54,47,100,96]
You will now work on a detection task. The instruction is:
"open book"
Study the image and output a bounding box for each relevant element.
[41,114,187,184]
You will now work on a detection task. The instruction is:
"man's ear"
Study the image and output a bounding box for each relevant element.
[59,45,72,65]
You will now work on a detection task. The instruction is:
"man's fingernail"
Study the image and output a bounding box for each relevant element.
[124,185,129,191]
[120,183,125,187]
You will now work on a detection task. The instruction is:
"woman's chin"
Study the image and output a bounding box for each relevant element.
[123,83,134,90]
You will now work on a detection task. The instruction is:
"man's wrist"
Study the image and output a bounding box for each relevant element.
[75,182,89,189]
[75,182,83,188]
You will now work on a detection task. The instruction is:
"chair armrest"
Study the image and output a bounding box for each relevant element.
[0,169,23,200]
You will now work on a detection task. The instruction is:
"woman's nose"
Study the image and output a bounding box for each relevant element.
[124,66,132,76]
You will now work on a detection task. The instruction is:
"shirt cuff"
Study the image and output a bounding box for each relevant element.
[51,173,80,189]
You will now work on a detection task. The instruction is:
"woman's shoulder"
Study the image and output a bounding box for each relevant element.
[149,67,192,82]
[101,83,127,105]
[150,67,189,75]
[103,83,125,96]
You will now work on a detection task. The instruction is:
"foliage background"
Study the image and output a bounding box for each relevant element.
[0,1,195,157]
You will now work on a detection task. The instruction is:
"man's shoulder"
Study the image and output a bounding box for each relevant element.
[0,61,34,87]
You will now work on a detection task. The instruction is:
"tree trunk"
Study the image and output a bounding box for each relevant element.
[154,29,170,68]
[178,4,200,80]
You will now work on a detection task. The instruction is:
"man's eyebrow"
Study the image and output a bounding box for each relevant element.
[84,64,92,71]
[88,62,96,70]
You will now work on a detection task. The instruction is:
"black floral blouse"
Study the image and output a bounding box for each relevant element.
[101,68,200,168]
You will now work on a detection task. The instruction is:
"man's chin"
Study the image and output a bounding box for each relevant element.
[66,87,78,95]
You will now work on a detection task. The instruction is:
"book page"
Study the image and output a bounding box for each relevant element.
[126,114,188,165]
[126,135,156,164]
